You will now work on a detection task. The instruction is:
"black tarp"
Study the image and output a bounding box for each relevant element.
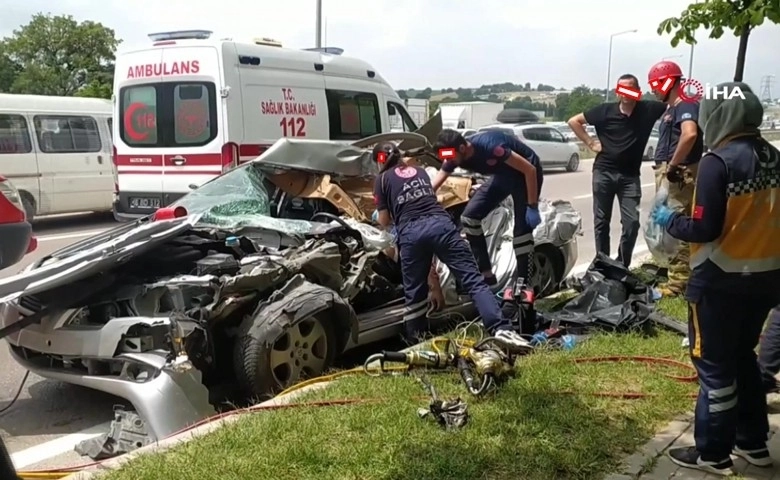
[541,253,655,333]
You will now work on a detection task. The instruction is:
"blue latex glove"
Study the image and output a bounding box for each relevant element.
[371,210,379,223]
[525,206,542,230]
[650,204,675,227]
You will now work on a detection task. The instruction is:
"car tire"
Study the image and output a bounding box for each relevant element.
[532,244,564,298]
[565,154,580,172]
[21,194,35,222]
[233,311,336,400]
[646,147,654,161]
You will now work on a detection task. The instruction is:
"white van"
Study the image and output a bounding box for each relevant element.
[0,93,113,220]
[112,30,421,221]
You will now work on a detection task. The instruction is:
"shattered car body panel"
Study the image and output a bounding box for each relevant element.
[0,135,581,446]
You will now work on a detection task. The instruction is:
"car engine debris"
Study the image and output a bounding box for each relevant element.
[75,407,154,461]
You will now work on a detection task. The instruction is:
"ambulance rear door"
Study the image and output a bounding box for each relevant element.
[159,45,225,206]
[115,48,165,216]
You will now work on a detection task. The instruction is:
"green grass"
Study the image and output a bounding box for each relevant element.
[100,296,694,480]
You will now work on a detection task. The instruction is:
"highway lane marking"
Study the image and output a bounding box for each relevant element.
[36,229,110,243]
[571,182,655,200]
[10,421,110,469]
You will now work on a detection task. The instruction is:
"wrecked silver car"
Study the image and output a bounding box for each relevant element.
[0,134,581,443]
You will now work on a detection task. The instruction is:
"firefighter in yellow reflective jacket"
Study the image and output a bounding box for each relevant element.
[649,83,780,476]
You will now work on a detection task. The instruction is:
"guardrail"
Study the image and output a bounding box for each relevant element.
[572,129,780,161]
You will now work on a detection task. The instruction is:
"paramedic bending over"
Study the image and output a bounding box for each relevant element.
[432,129,543,286]
[372,142,531,350]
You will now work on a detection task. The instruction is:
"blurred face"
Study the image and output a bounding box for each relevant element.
[618,77,639,105]
[651,78,668,101]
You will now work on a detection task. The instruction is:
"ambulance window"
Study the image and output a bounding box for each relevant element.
[0,114,33,154]
[173,83,216,146]
[33,115,101,153]
[387,102,418,132]
[325,90,380,140]
[119,82,217,148]
[120,86,158,146]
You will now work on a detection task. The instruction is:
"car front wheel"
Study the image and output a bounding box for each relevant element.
[532,245,563,297]
[234,312,336,400]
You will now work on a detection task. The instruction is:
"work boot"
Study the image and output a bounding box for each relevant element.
[493,328,534,354]
[668,446,733,476]
[733,445,773,467]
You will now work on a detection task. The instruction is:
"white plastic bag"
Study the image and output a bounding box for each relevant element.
[643,186,682,264]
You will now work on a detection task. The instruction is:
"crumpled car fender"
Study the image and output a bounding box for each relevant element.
[237,273,358,354]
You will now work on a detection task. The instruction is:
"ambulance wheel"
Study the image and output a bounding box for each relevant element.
[565,154,580,172]
[234,311,336,401]
[532,245,563,298]
[21,193,35,222]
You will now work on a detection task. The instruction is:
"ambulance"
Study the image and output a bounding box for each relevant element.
[112,30,423,221]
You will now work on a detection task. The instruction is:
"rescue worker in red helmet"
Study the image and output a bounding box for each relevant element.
[371,142,531,350]
[649,83,780,475]
[648,60,704,297]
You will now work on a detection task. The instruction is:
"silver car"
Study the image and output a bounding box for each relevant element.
[0,133,581,443]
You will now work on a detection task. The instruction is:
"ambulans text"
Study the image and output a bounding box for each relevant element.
[126,61,201,79]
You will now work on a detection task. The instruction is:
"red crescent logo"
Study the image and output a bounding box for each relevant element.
[123,102,150,141]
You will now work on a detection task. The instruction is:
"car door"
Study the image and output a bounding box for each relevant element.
[32,114,105,213]
[545,127,571,166]
[520,127,556,167]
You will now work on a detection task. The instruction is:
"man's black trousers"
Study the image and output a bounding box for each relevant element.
[592,169,641,267]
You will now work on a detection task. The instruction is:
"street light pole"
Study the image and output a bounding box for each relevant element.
[688,42,695,79]
[315,0,323,48]
[606,29,638,101]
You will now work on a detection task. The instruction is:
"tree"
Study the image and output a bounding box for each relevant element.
[415,87,433,100]
[658,0,780,81]
[524,82,532,91]
[2,13,121,97]
[0,44,20,92]
[554,85,602,121]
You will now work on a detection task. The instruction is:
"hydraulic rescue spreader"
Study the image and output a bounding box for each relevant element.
[363,336,522,396]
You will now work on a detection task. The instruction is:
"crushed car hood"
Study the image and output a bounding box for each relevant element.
[0,210,339,305]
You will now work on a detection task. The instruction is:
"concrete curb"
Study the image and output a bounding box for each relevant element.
[59,383,332,480]
[602,412,694,480]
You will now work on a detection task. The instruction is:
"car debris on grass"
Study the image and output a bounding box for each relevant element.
[95,304,694,480]
[72,260,694,480]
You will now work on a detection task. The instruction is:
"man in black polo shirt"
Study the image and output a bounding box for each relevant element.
[568,74,667,267]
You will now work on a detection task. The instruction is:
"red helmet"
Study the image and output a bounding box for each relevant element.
[648,60,683,85]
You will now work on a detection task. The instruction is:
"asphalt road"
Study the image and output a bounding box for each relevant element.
[2,146,776,471]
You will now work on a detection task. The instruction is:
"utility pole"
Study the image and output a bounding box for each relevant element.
[315,0,323,48]
[759,75,775,103]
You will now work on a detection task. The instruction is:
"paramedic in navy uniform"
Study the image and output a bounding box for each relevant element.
[372,141,531,349]
[431,129,543,286]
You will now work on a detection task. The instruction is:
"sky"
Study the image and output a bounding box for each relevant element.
[2,0,779,95]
